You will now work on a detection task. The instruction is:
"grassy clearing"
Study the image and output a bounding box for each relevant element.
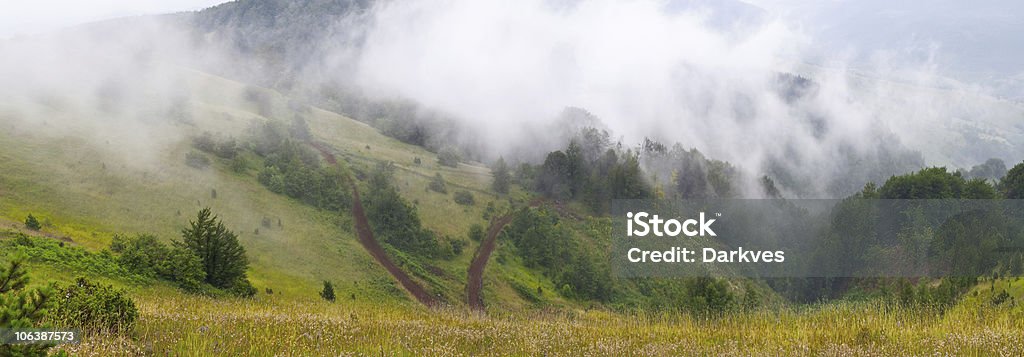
[51,290,1024,356]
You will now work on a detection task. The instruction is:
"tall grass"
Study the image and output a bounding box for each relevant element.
[56,292,1024,356]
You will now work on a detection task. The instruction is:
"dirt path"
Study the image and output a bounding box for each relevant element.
[466,213,514,311]
[466,199,556,311]
[311,141,436,307]
[350,183,437,307]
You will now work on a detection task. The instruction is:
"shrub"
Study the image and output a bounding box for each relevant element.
[453,190,475,205]
[110,234,167,277]
[227,278,257,298]
[156,246,206,292]
[320,281,336,302]
[468,224,485,242]
[428,173,447,194]
[24,214,42,230]
[437,147,460,167]
[230,156,248,173]
[185,151,211,169]
[49,277,137,334]
[450,239,467,256]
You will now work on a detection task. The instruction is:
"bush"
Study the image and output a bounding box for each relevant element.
[320,281,336,302]
[468,224,485,242]
[185,151,211,169]
[110,234,167,277]
[437,147,460,167]
[110,234,206,292]
[428,173,447,194]
[24,214,42,230]
[227,278,257,298]
[453,190,475,205]
[449,239,467,256]
[49,277,137,333]
[157,246,206,292]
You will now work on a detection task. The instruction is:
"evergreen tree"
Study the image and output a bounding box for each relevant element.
[320,281,336,302]
[177,208,251,292]
[1001,161,1024,199]
[491,157,511,194]
[24,214,41,231]
[0,257,56,356]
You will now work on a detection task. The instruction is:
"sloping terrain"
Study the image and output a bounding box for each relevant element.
[0,66,553,308]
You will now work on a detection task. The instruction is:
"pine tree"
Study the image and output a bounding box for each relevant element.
[24,214,41,231]
[492,157,511,194]
[177,208,250,291]
[0,257,56,356]
[320,281,336,302]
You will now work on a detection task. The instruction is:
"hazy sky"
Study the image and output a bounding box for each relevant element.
[0,0,229,38]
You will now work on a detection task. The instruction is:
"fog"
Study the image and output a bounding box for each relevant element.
[348,0,1020,196]
[1,0,1021,198]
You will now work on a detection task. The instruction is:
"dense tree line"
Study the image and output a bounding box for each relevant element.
[783,164,1024,304]
[522,128,651,213]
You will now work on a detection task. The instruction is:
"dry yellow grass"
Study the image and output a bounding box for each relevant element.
[53,289,1024,356]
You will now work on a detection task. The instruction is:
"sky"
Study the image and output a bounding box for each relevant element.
[0,0,229,38]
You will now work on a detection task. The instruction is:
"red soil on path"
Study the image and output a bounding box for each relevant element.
[350,183,438,307]
[466,213,513,311]
[311,140,435,307]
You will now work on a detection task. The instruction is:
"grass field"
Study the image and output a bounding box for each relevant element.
[49,286,1024,356]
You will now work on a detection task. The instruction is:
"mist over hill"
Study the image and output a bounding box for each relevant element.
[3,0,1022,197]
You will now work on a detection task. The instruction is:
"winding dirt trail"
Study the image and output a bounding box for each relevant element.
[310,141,436,307]
[466,213,513,311]
[350,184,437,307]
[466,199,547,311]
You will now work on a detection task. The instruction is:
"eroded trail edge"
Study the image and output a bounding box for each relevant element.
[350,183,437,307]
[312,141,436,307]
[466,213,513,311]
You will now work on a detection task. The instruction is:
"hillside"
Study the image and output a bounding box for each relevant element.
[0,65,557,310]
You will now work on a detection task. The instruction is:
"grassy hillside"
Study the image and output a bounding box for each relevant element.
[3,65,1024,355]
[0,67,558,309]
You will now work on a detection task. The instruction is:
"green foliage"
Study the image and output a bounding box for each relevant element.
[428,173,447,194]
[4,234,142,284]
[437,147,460,168]
[320,281,336,302]
[967,158,1006,182]
[184,151,211,169]
[24,214,41,231]
[110,234,207,292]
[682,277,736,313]
[178,208,252,295]
[878,167,995,199]
[467,224,485,242]
[0,257,56,356]
[491,157,511,194]
[534,133,651,212]
[256,139,352,211]
[453,190,474,205]
[49,277,137,333]
[1000,161,1024,199]
[364,163,443,257]
[502,207,611,301]
[158,246,207,292]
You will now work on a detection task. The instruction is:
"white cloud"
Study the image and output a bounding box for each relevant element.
[0,0,227,38]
